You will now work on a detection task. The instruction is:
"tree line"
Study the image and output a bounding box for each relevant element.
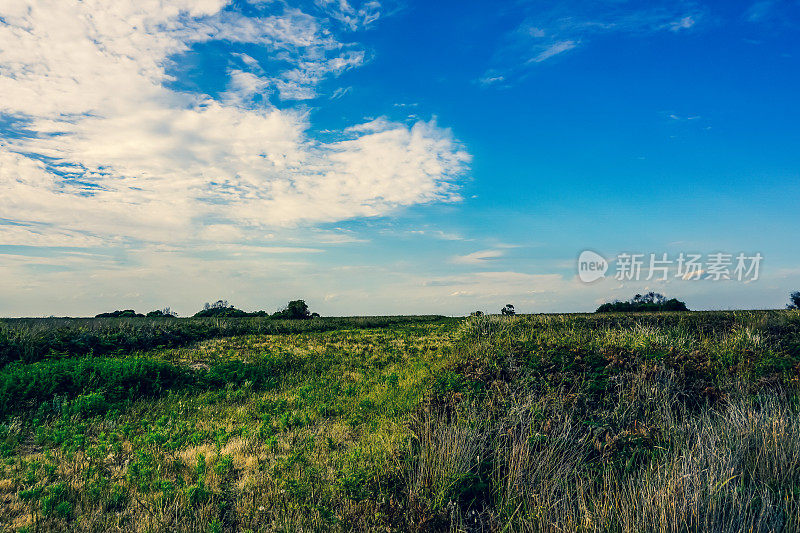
[96,300,318,320]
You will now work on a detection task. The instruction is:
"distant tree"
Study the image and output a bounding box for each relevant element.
[193,299,316,318]
[470,311,484,317]
[194,300,248,317]
[501,304,515,316]
[596,293,688,313]
[272,300,312,320]
[631,292,667,305]
[95,309,144,318]
[146,307,178,318]
[788,291,800,310]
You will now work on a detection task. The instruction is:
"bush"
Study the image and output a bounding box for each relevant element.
[193,307,249,318]
[597,293,688,313]
[271,300,312,320]
[95,310,144,318]
[0,357,192,416]
[146,308,177,318]
[193,299,316,319]
[501,304,515,316]
[0,352,290,418]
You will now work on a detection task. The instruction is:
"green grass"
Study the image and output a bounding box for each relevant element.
[0,311,799,531]
[0,315,447,366]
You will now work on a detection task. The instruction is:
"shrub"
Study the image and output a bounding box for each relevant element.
[95,310,144,318]
[0,353,289,418]
[193,307,249,318]
[271,300,312,320]
[146,308,177,318]
[0,357,193,416]
[597,292,688,313]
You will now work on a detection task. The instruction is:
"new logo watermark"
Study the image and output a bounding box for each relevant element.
[577,251,762,283]
[578,250,608,283]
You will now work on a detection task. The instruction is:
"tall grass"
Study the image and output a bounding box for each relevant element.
[412,374,800,531]
[418,311,800,531]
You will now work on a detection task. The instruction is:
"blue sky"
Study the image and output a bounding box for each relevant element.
[1,0,798,316]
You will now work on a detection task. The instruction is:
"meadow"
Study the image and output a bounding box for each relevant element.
[0,311,799,532]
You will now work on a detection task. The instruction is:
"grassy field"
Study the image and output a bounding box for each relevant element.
[1,311,799,532]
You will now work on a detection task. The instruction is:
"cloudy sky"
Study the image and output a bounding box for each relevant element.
[1,0,799,317]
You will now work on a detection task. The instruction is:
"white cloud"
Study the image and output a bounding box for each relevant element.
[668,16,696,32]
[451,249,504,265]
[0,223,106,247]
[0,0,469,248]
[330,86,353,99]
[315,0,385,31]
[478,75,505,86]
[530,40,578,63]
[481,2,704,83]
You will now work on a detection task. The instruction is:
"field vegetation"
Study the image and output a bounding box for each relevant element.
[1,311,799,531]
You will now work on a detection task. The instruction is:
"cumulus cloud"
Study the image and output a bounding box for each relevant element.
[0,0,470,247]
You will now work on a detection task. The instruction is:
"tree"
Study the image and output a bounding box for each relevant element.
[788,291,800,310]
[631,292,667,305]
[596,293,688,313]
[95,309,144,318]
[146,307,178,318]
[470,311,484,317]
[501,304,515,316]
[194,300,247,317]
[205,300,229,310]
[272,300,312,320]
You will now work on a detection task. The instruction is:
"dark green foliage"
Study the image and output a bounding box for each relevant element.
[0,357,192,416]
[146,308,177,318]
[271,300,312,320]
[193,299,316,319]
[500,304,515,316]
[193,307,249,318]
[788,291,800,310]
[0,352,289,418]
[95,310,144,318]
[597,292,688,313]
[194,300,249,317]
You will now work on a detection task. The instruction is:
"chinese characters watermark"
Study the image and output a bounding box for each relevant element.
[578,251,762,283]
